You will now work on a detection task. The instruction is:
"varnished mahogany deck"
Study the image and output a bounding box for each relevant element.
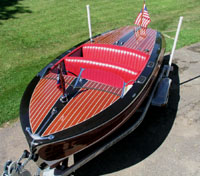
[29,72,121,135]
[91,26,156,55]
[29,73,75,133]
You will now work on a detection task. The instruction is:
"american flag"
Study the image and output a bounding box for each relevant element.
[134,3,151,28]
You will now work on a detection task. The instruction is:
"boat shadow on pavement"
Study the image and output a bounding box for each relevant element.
[75,55,180,176]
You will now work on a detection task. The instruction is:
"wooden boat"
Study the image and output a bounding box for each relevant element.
[20,25,165,170]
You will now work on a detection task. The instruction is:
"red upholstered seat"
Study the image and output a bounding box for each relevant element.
[64,44,149,87]
[82,44,149,73]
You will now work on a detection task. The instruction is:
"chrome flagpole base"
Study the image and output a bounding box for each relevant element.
[60,94,68,103]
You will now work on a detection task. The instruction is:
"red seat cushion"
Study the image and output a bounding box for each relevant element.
[64,44,149,87]
[64,58,137,87]
[82,44,149,72]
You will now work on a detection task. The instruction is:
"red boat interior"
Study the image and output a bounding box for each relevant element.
[63,43,150,88]
[29,43,151,135]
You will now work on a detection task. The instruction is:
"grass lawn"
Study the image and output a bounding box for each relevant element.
[0,0,199,125]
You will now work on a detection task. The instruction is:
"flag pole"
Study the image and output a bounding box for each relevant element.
[59,63,68,103]
[60,66,65,96]
[166,16,183,76]
[86,5,93,42]
[140,1,145,27]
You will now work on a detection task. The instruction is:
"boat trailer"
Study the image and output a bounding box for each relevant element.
[1,15,183,176]
[1,61,173,176]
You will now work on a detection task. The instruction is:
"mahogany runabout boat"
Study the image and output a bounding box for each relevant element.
[20,25,165,169]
